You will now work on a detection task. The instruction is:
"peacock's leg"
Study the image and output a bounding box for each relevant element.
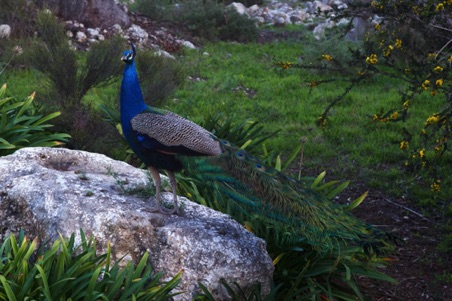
[147,166,163,212]
[146,166,178,214]
[166,170,179,215]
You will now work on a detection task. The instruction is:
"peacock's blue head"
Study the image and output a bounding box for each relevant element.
[121,44,136,64]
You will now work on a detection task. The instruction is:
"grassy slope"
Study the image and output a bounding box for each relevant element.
[172,41,449,204]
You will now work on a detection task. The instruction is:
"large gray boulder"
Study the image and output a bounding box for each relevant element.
[0,147,273,300]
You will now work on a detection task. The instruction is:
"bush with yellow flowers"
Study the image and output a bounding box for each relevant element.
[278,0,450,199]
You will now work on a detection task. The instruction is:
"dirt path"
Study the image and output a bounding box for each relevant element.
[345,188,451,300]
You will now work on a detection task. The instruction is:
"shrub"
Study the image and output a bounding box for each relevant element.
[133,0,258,42]
[276,0,451,200]
[0,83,70,156]
[26,10,126,152]
[136,50,186,107]
[0,230,182,300]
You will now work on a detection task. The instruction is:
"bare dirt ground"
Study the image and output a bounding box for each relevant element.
[341,186,452,300]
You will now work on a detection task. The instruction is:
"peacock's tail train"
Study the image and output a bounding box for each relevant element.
[181,140,393,253]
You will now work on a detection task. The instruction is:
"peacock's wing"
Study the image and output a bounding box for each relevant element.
[130,108,222,157]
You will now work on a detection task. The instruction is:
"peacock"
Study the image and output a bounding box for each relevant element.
[120,44,390,251]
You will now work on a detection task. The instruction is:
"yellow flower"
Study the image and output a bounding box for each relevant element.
[375,23,381,30]
[435,145,442,152]
[383,46,393,57]
[276,61,294,69]
[322,54,333,61]
[419,149,425,158]
[366,54,378,64]
[431,89,437,96]
[448,56,452,63]
[421,129,427,135]
[433,65,444,73]
[435,79,443,86]
[436,3,444,10]
[426,114,439,125]
[427,53,437,60]
[395,39,402,49]
[431,180,441,192]
[421,79,430,90]
[403,100,409,109]
[399,140,409,150]
[390,111,399,119]
[371,1,383,9]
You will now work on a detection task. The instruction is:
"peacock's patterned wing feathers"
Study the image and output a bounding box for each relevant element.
[131,108,222,156]
[183,140,389,250]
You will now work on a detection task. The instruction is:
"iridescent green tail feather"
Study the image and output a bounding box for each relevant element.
[180,141,392,252]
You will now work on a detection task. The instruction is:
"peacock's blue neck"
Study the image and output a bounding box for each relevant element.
[120,61,147,125]
[120,61,148,156]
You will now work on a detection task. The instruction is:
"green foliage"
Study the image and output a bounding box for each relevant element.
[180,1,258,42]
[270,246,395,300]
[133,0,258,42]
[0,83,70,156]
[199,114,280,153]
[0,230,182,300]
[25,10,126,151]
[129,0,175,21]
[195,280,278,301]
[28,11,125,105]
[136,51,186,107]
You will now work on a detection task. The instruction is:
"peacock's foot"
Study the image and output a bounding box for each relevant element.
[143,197,179,215]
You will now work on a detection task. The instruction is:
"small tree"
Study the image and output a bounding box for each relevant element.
[27,10,125,151]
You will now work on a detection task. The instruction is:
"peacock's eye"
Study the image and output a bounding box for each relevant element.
[127,53,133,60]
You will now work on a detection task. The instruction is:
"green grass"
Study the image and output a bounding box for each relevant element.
[169,41,450,204]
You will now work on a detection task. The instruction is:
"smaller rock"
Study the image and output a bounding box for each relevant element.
[0,24,11,39]
[86,28,100,38]
[155,50,176,60]
[178,40,196,50]
[126,24,149,45]
[76,31,87,43]
[247,4,260,16]
[227,2,248,15]
[111,24,123,34]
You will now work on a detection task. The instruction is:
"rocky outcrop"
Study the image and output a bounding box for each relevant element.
[228,0,379,40]
[0,147,274,300]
